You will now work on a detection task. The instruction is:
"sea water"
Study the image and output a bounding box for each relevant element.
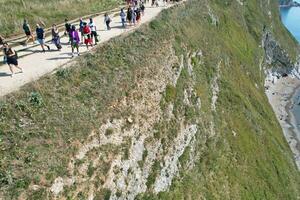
[280,0,300,43]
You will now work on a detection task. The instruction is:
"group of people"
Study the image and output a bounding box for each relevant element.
[0,0,174,77]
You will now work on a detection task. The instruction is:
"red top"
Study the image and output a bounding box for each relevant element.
[83,26,91,34]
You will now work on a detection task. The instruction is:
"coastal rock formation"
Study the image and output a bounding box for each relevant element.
[279,0,300,7]
[262,30,293,69]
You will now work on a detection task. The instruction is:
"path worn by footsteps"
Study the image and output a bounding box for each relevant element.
[0,1,178,97]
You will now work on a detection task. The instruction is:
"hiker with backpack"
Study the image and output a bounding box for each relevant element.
[2,43,22,77]
[23,19,35,45]
[89,18,99,45]
[36,24,51,53]
[51,24,62,51]
[70,25,80,57]
[82,22,93,49]
[104,13,112,30]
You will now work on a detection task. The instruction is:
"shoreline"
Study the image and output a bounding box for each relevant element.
[265,73,300,170]
[279,5,300,8]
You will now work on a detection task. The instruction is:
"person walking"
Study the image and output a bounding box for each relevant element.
[51,24,62,50]
[23,19,35,45]
[64,19,72,44]
[135,7,141,23]
[120,8,127,28]
[140,2,145,16]
[2,43,23,77]
[127,7,133,26]
[79,18,84,43]
[89,18,99,45]
[104,13,111,30]
[132,6,137,25]
[36,24,50,52]
[82,22,93,49]
[70,25,80,57]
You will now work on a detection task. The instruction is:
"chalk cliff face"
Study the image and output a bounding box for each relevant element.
[0,0,300,199]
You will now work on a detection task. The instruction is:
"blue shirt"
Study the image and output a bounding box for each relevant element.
[36,28,44,39]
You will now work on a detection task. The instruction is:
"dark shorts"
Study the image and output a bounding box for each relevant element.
[25,31,31,36]
[7,56,18,65]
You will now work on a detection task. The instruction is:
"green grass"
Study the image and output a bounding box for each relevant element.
[0,0,123,37]
[0,0,300,199]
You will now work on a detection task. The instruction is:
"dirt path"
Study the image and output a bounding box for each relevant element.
[0,1,175,97]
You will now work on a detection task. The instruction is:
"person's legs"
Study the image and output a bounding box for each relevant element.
[8,64,14,75]
[31,34,35,44]
[122,18,126,27]
[91,32,94,43]
[41,44,45,52]
[71,45,74,57]
[80,31,84,43]
[27,33,34,44]
[92,32,95,44]
[106,21,110,30]
[14,64,23,72]
[25,35,30,44]
[76,44,80,55]
[85,40,89,49]
[45,43,50,50]
[39,39,46,52]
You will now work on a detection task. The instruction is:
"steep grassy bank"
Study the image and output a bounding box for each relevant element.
[0,0,300,199]
[0,0,122,37]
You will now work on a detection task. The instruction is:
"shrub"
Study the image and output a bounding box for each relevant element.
[28,92,43,107]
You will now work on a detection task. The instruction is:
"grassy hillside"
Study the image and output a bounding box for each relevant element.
[0,0,300,199]
[0,0,122,37]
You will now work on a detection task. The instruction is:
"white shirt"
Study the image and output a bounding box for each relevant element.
[89,22,96,32]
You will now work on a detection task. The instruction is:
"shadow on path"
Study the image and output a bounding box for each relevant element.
[47,56,71,61]
[0,72,11,77]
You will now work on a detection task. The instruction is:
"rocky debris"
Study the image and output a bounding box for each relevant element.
[207,5,219,26]
[127,117,134,124]
[47,45,203,199]
[236,0,244,6]
[232,130,237,137]
[209,61,222,137]
[50,177,64,195]
[264,47,300,171]
[165,103,175,121]
[211,61,222,112]
[154,123,198,193]
[262,30,293,68]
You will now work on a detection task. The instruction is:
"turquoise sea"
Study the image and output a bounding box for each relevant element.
[280,0,300,43]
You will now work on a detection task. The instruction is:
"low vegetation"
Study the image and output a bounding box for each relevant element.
[0,0,299,199]
[0,0,122,37]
